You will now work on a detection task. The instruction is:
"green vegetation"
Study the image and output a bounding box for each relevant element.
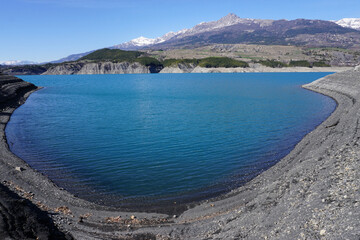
[79,48,142,62]
[163,59,199,67]
[289,60,311,67]
[312,61,331,67]
[77,50,248,69]
[198,57,249,68]
[288,60,330,67]
[159,57,249,68]
[135,57,162,67]
[254,59,331,68]
[257,60,287,68]
[77,49,334,70]
[5,64,53,74]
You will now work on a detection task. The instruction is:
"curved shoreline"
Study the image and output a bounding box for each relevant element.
[0,71,359,239]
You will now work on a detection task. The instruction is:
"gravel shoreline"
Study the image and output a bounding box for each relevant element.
[0,70,359,239]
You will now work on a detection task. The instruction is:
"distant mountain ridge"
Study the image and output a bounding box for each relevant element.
[112,13,273,50]
[153,18,360,49]
[49,51,94,64]
[52,14,360,63]
[0,60,38,66]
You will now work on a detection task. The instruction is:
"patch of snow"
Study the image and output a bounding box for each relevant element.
[112,13,273,50]
[334,18,360,30]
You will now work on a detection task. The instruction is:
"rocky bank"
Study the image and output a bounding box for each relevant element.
[42,62,151,75]
[160,63,352,73]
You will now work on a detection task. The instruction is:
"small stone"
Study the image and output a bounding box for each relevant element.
[130,215,136,220]
[15,166,25,172]
[173,215,177,218]
[320,229,326,236]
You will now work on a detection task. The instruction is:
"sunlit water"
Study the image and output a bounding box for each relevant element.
[6,73,335,207]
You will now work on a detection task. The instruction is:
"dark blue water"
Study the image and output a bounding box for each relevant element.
[6,73,335,207]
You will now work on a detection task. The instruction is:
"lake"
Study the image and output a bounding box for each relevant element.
[6,73,336,207]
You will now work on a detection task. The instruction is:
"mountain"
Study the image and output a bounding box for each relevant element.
[0,60,38,66]
[50,51,94,63]
[112,36,166,50]
[52,14,360,63]
[334,18,360,30]
[150,18,360,49]
[112,13,273,50]
[52,13,274,62]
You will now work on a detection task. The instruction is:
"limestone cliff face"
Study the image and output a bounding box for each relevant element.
[42,62,150,75]
[160,63,196,73]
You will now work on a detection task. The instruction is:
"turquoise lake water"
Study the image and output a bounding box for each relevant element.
[6,73,335,207]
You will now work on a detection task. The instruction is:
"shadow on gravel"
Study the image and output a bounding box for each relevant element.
[0,183,73,240]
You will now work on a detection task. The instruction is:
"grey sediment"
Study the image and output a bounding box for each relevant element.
[0,70,359,239]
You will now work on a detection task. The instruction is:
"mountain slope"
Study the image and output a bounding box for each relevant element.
[50,51,95,63]
[51,14,360,63]
[111,13,272,50]
[150,18,360,49]
[335,18,360,30]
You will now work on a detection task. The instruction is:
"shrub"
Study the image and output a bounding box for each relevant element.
[198,57,249,68]
[289,60,311,67]
[312,61,331,67]
[135,57,162,67]
[79,48,142,62]
[258,60,287,68]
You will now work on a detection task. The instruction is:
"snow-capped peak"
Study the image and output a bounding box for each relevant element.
[129,36,159,46]
[334,18,360,30]
[112,35,167,50]
[0,60,37,66]
[112,13,261,50]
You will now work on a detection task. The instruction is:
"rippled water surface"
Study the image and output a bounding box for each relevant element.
[7,73,335,206]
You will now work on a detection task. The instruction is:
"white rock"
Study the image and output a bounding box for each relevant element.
[15,166,25,172]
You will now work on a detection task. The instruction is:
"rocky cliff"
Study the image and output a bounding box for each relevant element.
[160,63,197,73]
[42,62,151,75]
[0,73,38,109]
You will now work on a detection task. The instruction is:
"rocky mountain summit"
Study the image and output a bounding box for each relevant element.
[334,18,360,30]
[112,13,258,50]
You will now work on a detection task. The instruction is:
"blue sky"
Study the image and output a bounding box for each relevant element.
[1,0,359,62]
